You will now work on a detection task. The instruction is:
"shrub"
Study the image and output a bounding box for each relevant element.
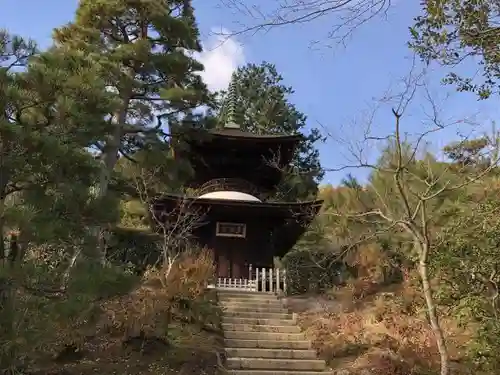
[297,292,445,374]
[166,248,216,300]
[282,242,406,296]
[106,226,162,270]
[282,248,352,295]
[68,261,139,299]
[168,249,220,331]
[0,246,221,373]
[344,243,404,286]
[0,259,140,372]
[100,248,219,344]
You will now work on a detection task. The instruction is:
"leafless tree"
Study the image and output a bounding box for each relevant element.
[130,165,206,282]
[319,61,499,375]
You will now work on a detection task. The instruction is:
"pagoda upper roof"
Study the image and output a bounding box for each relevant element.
[175,126,303,150]
[205,127,303,143]
[173,125,303,191]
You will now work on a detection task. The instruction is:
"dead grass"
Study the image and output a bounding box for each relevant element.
[291,273,473,375]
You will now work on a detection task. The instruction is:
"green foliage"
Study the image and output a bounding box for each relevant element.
[67,261,139,299]
[0,261,139,372]
[119,199,148,228]
[433,190,500,372]
[217,62,324,200]
[0,29,37,65]
[293,214,331,251]
[282,248,351,295]
[0,3,223,373]
[46,1,213,258]
[115,147,191,197]
[410,0,500,99]
[444,138,489,166]
[0,30,113,262]
[52,0,211,157]
[327,141,464,257]
[106,226,162,269]
[443,130,500,172]
[7,1,500,372]
[321,182,380,245]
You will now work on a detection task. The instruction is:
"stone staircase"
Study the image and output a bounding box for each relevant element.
[219,290,332,375]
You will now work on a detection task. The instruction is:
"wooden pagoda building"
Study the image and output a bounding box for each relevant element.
[151,83,323,284]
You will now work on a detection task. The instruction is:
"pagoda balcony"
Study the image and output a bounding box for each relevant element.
[197,178,265,200]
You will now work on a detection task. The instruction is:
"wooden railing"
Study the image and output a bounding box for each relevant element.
[209,264,287,294]
[214,278,258,291]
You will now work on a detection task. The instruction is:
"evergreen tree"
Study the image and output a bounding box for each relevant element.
[218,62,324,201]
[51,0,211,259]
[0,30,113,261]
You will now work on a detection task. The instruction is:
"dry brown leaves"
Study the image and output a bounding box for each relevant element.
[98,248,215,339]
[294,276,471,375]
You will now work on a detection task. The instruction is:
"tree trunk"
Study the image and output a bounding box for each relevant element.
[60,247,82,291]
[0,197,5,262]
[0,226,4,262]
[162,255,177,286]
[7,233,18,266]
[93,142,119,265]
[418,243,449,375]
[92,99,130,265]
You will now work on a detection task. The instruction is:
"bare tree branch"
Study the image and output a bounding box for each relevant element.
[216,0,393,47]
[129,165,206,281]
[274,63,498,375]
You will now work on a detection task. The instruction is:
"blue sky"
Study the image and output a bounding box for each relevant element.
[2,0,498,185]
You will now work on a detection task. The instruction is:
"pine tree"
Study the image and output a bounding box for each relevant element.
[0,30,113,262]
[52,0,211,260]
[0,31,36,259]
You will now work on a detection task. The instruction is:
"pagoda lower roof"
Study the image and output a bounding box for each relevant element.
[152,194,324,256]
[152,194,323,219]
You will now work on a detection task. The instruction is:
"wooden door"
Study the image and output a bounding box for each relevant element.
[214,237,249,279]
[217,250,230,278]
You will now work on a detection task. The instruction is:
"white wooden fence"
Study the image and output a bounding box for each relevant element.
[214,277,257,291]
[209,264,287,294]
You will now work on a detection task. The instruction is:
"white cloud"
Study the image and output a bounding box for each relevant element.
[196,28,245,92]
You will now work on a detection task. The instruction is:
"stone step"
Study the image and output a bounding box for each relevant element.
[224,311,293,320]
[219,298,281,305]
[220,301,284,308]
[222,306,287,314]
[217,291,277,298]
[225,348,317,359]
[222,306,286,313]
[224,339,311,350]
[224,331,305,341]
[217,295,279,303]
[222,317,297,326]
[223,323,301,333]
[219,295,281,300]
[219,293,326,375]
[226,358,326,371]
[229,371,333,375]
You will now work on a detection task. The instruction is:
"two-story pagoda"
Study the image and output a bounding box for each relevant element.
[151,84,323,283]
